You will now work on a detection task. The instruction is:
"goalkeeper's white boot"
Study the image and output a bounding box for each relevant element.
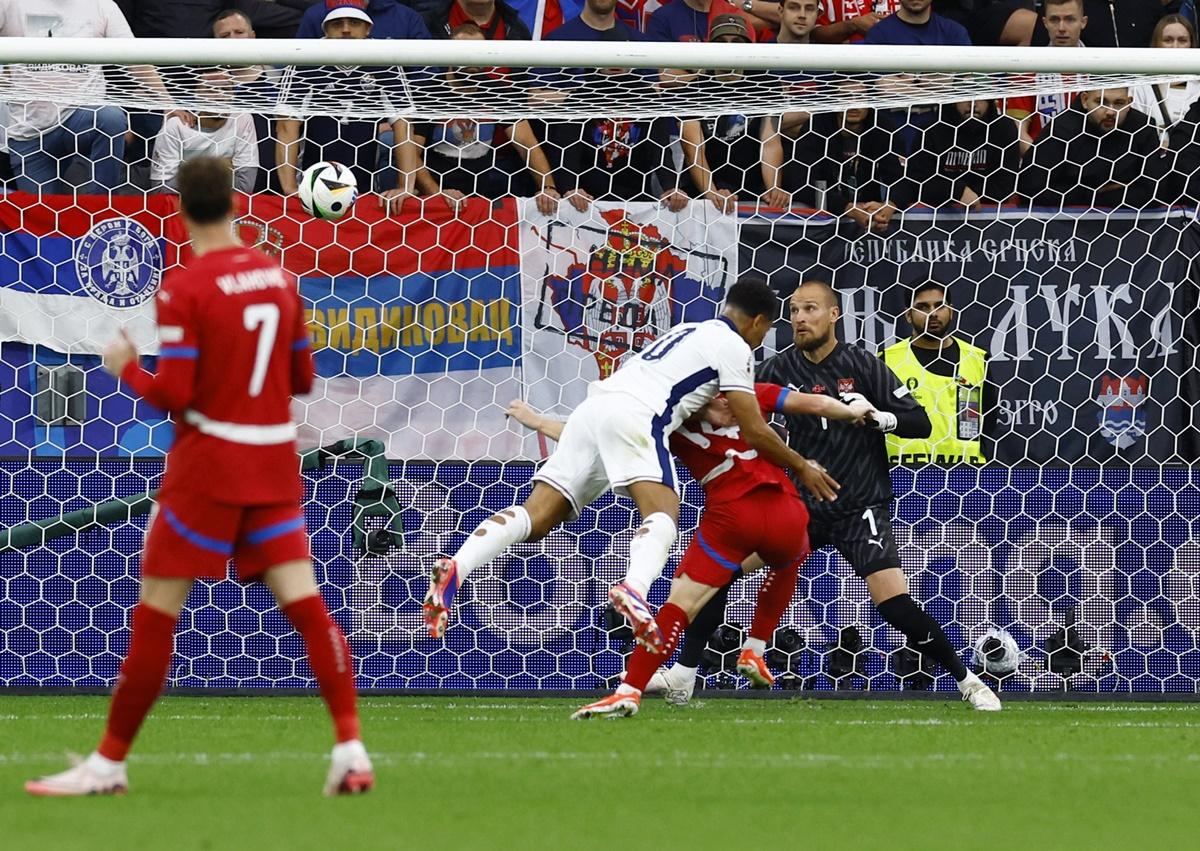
[25,753,128,797]
[662,664,697,706]
[323,740,374,796]
[423,557,460,639]
[571,690,641,720]
[959,672,1002,712]
[639,668,669,695]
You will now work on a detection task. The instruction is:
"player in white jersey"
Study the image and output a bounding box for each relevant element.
[423,279,840,651]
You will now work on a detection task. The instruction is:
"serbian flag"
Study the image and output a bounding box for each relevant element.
[238,194,525,460]
[0,193,525,461]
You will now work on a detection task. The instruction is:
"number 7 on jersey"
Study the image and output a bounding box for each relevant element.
[243,303,279,398]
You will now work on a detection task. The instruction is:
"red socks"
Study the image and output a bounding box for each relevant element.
[624,603,690,692]
[283,595,360,743]
[98,603,177,762]
[96,594,359,761]
[750,563,800,642]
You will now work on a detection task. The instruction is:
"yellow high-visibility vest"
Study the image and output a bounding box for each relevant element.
[883,337,987,466]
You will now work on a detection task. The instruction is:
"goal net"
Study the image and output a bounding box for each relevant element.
[0,39,1198,695]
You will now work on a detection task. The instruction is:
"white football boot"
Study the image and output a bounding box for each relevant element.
[662,665,697,706]
[323,740,374,796]
[26,754,128,797]
[959,672,1003,711]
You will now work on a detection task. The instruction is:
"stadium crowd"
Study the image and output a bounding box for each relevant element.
[3,0,1200,227]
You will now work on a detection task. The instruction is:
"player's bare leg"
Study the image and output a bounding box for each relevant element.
[264,560,373,794]
[867,568,1001,711]
[574,576,717,719]
[425,484,571,638]
[25,577,192,797]
[609,481,680,653]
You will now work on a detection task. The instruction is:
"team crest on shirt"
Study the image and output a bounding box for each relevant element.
[838,378,855,395]
[1096,374,1148,450]
[75,218,163,309]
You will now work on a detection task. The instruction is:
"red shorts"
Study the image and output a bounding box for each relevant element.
[676,486,810,587]
[142,489,310,581]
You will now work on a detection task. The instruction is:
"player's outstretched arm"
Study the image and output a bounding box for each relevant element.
[725,390,839,502]
[781,390,872,425]
[103,329,197,413]
[505,399,565,442]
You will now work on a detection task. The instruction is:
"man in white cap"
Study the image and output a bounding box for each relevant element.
[277,0,420,211]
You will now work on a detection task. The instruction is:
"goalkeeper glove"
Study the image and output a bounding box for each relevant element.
[867,410,898,433]
[838,391,876,421]
[841,392,897,433]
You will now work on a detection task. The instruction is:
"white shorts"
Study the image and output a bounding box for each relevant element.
[532,394,677,517]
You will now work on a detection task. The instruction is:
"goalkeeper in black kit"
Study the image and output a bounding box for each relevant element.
[653,280,1001,710]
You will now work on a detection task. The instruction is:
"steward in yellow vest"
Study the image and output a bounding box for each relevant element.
[882,283,988,466]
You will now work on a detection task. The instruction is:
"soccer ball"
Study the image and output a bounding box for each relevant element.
[972,628,1022,675]
[298,161,358,221]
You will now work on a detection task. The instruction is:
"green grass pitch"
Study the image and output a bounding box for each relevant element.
[3,695,1199,850]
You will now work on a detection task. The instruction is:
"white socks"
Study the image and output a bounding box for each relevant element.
[956,670,981,693]
[743,637,767,656]
[622,512,678,597]
[670,663,698,682]
[452,506,532,582]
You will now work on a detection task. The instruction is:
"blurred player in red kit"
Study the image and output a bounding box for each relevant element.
[25,156,372,797]
[506,384,873,719]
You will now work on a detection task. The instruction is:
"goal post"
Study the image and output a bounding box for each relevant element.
[0,37,1198,694]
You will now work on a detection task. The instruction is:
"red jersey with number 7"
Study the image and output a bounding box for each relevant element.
[120,245,313,506]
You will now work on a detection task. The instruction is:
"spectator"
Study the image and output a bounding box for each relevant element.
[646,0,716,42]
[214,10,283,192]
[681,15,788,211]
[901,100,1021,207]
[276,4,418,210]
[544,0,642,39]
[767,0,823,142]
[936,1,1037,47]
[1131,15,1200,144]
[115,1,317,39]
[1164,95,1200,205]
[861,0,971,45]
[551,113,684,212]
[151,70,259,195]
[413,24,558,212]
[213,11,282,93]
[770,0,819,43]
[1031,0,1169,48]
[1004,0,1088,148]
[545,33,684,213]
[812,0,888,44]
[425,0,532,38]
[792,93,905,231]
[7,0,184,194]
[1020,87,1161,209]
[296,0,432,38]
[882,282,993,466]
[536,0,644,94]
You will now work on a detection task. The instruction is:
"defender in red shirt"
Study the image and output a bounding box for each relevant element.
[504,384,872,719]
[26,157,372,798]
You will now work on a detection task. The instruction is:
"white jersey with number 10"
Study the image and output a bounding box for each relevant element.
[590,316,755,436]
